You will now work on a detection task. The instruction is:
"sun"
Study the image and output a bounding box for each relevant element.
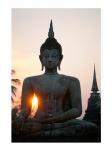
[32,95,38,109]
[31,94,38,117]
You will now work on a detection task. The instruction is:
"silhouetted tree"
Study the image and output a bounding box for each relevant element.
[11,69,21,121]
[11,69,21,102]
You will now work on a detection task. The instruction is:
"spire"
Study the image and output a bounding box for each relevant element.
[48,20,54,38]
[91,64,99,92]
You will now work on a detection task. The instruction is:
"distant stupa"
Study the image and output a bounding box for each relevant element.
[83,65,101,126]
[91,64,99,92]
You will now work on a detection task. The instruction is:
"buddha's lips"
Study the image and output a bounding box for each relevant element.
[47,63,56,67]
[48,62,55,65]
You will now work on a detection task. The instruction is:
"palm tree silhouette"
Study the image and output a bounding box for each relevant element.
[11,69,21,102]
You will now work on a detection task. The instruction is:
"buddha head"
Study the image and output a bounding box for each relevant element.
[39,20,63,71]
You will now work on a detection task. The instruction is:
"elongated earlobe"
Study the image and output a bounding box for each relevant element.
[41,65,44,71]
[58,64,61,70]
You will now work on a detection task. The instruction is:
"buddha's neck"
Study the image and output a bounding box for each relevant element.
[44,68,58,75]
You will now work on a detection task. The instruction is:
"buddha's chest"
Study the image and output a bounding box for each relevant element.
[31,75,70,115]
[31,75,68,98]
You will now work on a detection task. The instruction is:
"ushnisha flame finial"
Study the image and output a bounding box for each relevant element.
[48,20,54,38]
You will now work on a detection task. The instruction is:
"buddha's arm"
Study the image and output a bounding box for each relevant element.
[66,78,82,119]
[43,78,82,123]
[19,77,34,120]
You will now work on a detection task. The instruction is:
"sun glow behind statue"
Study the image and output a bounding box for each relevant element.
[31,94,38,117]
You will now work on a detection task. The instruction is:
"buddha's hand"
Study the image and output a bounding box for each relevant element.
[41,113,61,124]
[35,110,49,122]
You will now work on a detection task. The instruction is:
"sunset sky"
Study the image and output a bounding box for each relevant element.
[12,8,101,112]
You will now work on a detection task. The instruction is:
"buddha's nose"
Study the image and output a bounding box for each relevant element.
[48,57,52,62]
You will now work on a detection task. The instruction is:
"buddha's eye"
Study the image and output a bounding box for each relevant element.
[44,55,49,58]
[52,55,58,58]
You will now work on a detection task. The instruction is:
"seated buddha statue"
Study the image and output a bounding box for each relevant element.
[12,20,97,141]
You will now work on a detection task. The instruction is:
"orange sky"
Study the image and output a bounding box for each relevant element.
[12,8,101,113]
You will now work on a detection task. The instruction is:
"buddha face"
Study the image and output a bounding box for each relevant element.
[40,49,62,70]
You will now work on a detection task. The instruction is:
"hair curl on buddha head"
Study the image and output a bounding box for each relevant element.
[40,20,63,60]
[40,38,62,58]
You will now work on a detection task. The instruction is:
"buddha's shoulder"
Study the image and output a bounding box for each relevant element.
[23,74,80,84]
[59,74,80,83]
[23,75,44,83]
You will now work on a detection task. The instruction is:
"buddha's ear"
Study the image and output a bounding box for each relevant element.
[39,54,42,65]
[58,55,63,70]
[60,55,63,61]
[39,55,44,71]
[39,55,42,61]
